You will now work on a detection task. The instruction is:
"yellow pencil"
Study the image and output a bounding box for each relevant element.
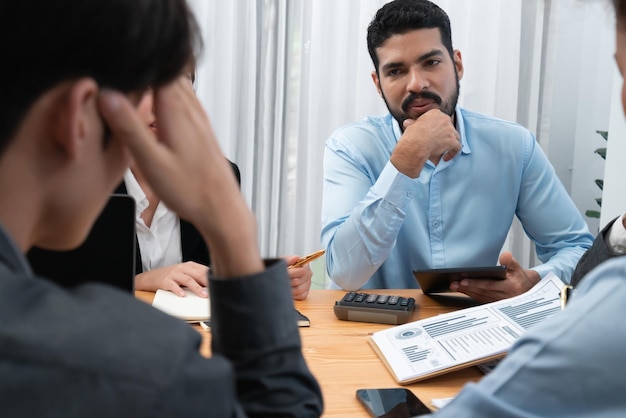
[288,249,326,269]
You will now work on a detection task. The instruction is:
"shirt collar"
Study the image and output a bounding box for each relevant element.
[123,168,149,214]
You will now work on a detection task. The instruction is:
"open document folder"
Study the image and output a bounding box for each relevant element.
[369,273,565,384]
[152,288,210,323]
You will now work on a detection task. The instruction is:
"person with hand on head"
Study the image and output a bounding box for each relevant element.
[321,0,593,302]
[128,79,313,300]
[427,4,626,414]
[124,80,238,298]
[0,0,322,416]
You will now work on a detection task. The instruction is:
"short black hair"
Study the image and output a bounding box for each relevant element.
[367,0,453,73]
[0,0,202,154]
[615,0,626,21]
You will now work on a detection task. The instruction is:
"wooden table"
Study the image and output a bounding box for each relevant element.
[137,289,483,417]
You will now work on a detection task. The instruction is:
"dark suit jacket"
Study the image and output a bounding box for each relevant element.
[117,161,240,273]
[571,217,626,287]
[1,227,322,416]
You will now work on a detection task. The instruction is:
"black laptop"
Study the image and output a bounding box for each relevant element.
[27,194,136,293]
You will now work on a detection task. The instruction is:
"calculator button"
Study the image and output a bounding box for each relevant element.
[388,296,399,305]
[376,295,388,304]
[366,294,378,303]
[344,292,356,302]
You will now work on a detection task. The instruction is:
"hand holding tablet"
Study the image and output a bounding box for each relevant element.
[413,266,507,295]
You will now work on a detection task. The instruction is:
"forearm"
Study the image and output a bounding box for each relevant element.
[324,198,407,290]
[209,259,323,416]
[523,201,593,283]
[517,140,593,283]
[322,161,416,290]
[532,245,590,283]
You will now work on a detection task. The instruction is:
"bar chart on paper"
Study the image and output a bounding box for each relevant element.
[369,274,565,383]
[496,285,561,330]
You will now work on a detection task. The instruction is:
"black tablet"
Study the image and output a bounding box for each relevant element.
[413,266,507,294]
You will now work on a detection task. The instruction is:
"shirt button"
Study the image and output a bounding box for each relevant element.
[407,191,413,197]
[432,221,439,228]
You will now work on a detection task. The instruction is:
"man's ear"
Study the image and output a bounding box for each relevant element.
[453,49,464,81]
[371,70,383,98]
[51,78,99,159]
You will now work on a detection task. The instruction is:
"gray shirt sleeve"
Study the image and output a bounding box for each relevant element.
[431,257,626,417]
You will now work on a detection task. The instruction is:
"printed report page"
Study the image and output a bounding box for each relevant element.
[370,273,564,383]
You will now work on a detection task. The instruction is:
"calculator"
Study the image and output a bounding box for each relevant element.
[333,291,416,325]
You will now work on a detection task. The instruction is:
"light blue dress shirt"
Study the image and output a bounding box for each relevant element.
[321,108,593,290]
[430,256,626,417]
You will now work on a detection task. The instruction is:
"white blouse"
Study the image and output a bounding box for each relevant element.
[123,169,182,272]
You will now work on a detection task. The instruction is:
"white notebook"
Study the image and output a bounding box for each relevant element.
[152,288,210,322]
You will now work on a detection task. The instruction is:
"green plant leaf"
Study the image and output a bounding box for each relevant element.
[595,179,604,190]
[586,210,601,218]
[589,130,607,218]
[596,130,609,141]
[594,148,607,159]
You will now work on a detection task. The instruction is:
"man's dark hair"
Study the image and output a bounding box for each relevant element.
[615,0,626,21]
[0,0,202,154]
[367,0,453,73]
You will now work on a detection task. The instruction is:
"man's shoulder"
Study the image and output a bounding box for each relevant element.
[459,107,530,133]
[330,114,394,139]
[458,107,535,150]
[0,272,202,386]
[326,114,398,158]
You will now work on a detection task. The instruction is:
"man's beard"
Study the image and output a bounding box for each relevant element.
[383,73,460,130]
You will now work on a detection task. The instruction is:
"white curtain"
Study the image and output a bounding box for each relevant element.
[187,0,615,287]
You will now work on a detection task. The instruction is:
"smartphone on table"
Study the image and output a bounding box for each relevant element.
[356,388,431,417]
